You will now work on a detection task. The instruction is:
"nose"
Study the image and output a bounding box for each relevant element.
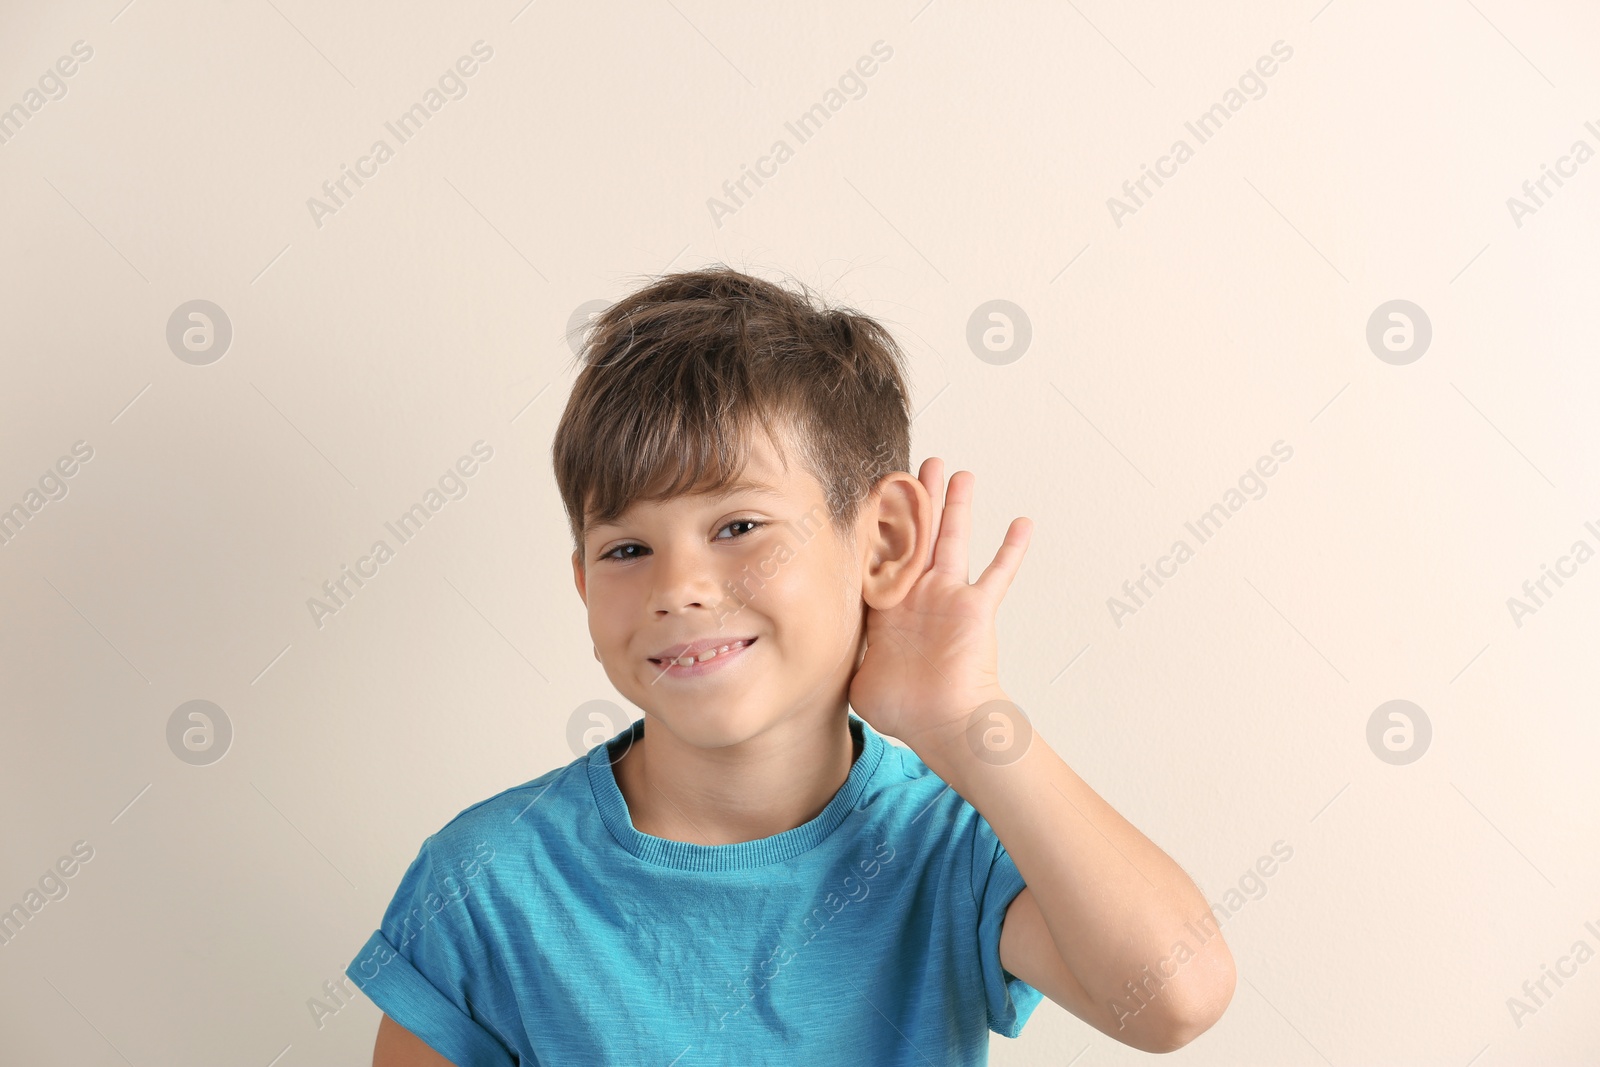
[649,544,724,616]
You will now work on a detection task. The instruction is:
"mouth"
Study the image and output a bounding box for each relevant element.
[648,636,758,678]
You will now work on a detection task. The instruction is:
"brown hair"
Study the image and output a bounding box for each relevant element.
[552,265,913,560]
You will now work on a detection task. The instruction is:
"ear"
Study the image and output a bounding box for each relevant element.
[857,471,932,611]
[572,548,588,607]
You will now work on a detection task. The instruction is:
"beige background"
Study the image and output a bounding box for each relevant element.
[3,0,1598,1063]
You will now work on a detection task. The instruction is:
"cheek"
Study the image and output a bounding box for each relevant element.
[730,546,807,625]
[760,541,859,634]
[585,576,634,641]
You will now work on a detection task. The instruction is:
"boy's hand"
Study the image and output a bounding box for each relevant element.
[848,458,1033,757]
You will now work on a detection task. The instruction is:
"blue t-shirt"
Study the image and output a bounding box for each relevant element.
[346,712,1045,1065]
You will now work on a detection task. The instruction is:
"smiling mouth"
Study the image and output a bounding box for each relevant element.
[649,637,757,668]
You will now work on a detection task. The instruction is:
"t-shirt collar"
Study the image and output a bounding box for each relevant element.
[587,713,886,870]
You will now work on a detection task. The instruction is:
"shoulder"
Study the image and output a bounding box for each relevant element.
[861,732,974,819]
[374,753,599,935]
[858,729,1011,896]
[417,751,591,863]
[858,732,990,848]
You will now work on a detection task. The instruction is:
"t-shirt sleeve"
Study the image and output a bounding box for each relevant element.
[969,811,1046,1038]
[345,834,518,1067]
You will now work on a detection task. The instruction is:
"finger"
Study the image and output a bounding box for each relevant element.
[931,470,974,579]
[975,516,1033,600]
[919,457,945,570]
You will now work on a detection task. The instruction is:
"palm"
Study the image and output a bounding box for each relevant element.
[848,459,1032,751]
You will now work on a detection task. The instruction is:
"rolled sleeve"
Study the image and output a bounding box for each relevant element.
[970,815,1046,1038]
[346,837,517,1067]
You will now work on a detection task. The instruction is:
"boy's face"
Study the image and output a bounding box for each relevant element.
[572,425,870,747]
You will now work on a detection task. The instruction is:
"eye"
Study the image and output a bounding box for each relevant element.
[716,518,764,541]
[598,543,646,563]
[597,519,765,562]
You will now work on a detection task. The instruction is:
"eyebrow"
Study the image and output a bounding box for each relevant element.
[588,480,784,532]
[703,479,783,502]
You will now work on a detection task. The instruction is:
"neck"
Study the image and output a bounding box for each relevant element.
[613,711,860,845]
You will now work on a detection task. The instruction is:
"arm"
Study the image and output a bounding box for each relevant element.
[924,711,1236,1053]
[846,460,1235,1049]
[373,1013,459,1067]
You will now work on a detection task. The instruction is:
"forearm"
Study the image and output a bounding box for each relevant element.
[918,697,1235,1034]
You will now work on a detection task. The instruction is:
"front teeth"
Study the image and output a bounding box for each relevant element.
[665,639,750,667]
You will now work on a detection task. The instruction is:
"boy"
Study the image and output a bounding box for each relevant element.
[347,267,1236,1065]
